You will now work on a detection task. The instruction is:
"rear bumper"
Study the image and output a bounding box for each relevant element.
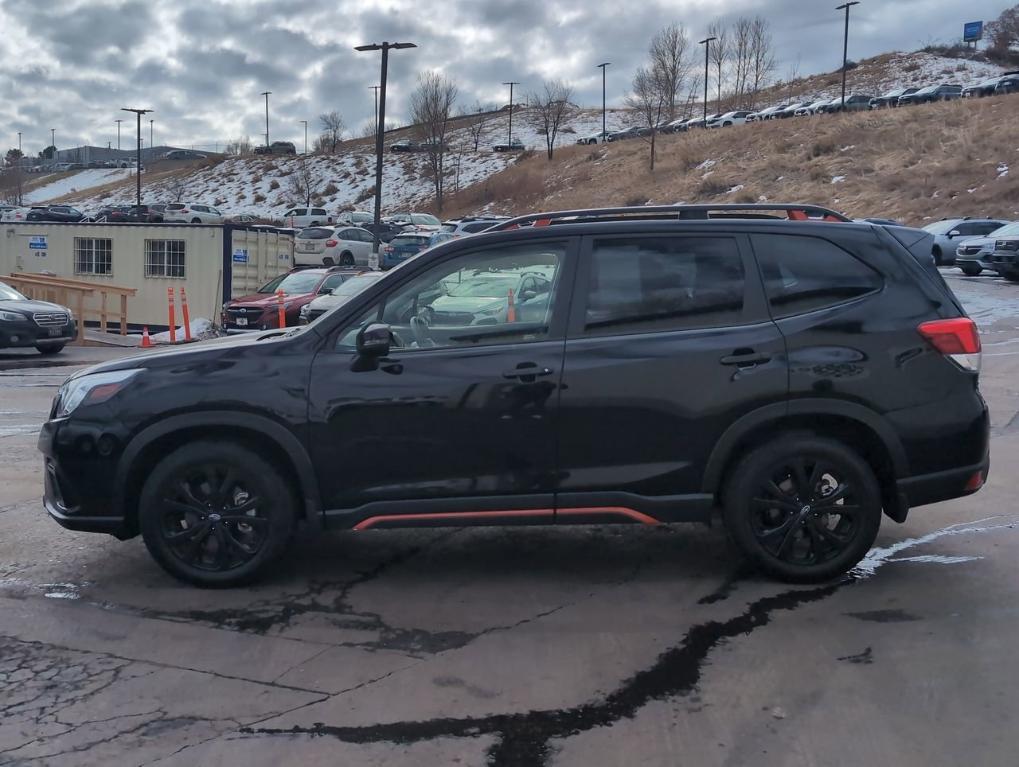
[897,455,989,510]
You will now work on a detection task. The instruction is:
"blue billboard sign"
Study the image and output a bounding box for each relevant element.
[964,21,983,43]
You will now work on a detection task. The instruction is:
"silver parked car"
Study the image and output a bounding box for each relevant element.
[955,221,1019,275]
[922,218,1010,266]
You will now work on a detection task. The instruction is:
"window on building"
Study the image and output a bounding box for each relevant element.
[145,239,186,278]
[73,238,113,275]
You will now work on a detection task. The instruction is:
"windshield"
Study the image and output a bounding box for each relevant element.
[0,282,26,301]
[991,222,1019,237]
[446,272,519,298]
[258,271,323,295]
[330,272,384,298]
[410,214,440,226]
[916,85,938,95]
[922,220,962,235]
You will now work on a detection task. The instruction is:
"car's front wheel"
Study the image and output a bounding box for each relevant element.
[35,344,64,355]
[340,252,355,267]
[722,435,882,583]
[139,441,297,587]
[960,265,982,276]
[190,218,201,224]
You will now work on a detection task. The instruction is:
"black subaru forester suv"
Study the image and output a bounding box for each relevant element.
[39,205,989,587]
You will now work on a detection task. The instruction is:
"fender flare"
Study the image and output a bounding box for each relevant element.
[701,399,909,494]
[113,411,322,528]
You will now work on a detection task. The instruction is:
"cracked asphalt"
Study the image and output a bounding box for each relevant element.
[3,271,1019,766]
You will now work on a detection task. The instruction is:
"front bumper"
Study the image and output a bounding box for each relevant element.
[0,318,76,348]
[955,252,993,270]
[989,252,1019,273]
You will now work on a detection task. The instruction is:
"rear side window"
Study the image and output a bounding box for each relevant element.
[312,208,327,216]
[753,234,881,318]
[583,237,745,335]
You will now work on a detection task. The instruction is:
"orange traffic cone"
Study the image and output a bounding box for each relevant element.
[141,326,153,348]
[507,289,516,323]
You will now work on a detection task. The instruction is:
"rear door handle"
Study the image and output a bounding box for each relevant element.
[720,352,772,367]
[503,364,554,381]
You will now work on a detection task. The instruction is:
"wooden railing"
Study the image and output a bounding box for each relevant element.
[5,273,137,344]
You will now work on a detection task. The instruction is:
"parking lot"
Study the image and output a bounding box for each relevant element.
[0,269,1017,766]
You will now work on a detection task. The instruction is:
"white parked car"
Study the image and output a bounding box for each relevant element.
[336,210,374,226]
[710,111,753,127]
[576,131,611,145]
[0,207,31,223]
[440,217,508,237]
[163,203,224,224]
[294,225,375,267]
[283,207,334,229]
[385,212,441,231]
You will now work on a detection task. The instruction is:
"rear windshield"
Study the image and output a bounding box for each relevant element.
[299,228,333,240]
[166,204,186,210]
[410,214,440,226]
[392,235,430,245]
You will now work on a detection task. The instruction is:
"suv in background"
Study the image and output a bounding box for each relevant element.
[220,267,351,332]
[963,77,1006,98]
[826,94,875,112]
[294,226,374,268]
[955,221,1019,275]
[283,207,333,229]
[922,218,1009,265]
[988,237,1019,280]
[163,203,224,224]
[40,204,989,587]
[26,205,86,223]
[899,84,963,105]
[254,141,297,156]
[870,87,918,108]
[123,204,164,223]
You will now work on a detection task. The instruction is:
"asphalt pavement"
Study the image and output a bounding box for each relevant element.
[1,270,1018,766]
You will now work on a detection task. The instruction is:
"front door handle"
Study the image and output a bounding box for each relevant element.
[720,351,772,367]
[503,364,554,381]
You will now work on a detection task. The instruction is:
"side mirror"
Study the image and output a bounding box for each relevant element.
[356,323,392,356]
[948,230,961,238]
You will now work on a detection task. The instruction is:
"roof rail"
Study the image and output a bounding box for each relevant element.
[488,204,852,231]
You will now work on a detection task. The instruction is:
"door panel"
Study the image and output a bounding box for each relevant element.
[556,233,787,511]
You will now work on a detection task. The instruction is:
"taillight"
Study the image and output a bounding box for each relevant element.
[325,239,337,247]
[384,246,394,253]
[918,317,981,371]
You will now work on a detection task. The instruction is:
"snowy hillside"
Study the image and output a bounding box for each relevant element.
[25,168,132,204]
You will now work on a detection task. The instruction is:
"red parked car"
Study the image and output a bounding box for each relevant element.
[221,267,358,332]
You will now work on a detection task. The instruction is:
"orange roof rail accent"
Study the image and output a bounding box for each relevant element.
[787,209,810,220]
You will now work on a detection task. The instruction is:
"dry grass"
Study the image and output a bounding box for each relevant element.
[441,96,1019,225]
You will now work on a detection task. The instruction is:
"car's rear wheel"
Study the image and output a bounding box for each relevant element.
[722,435,882,583]
[322,256,335,267]
[340,252,355,267]
[35,344,64,355]
[960,265,982,276]
[190,218,201,224]
[139,441,296,587]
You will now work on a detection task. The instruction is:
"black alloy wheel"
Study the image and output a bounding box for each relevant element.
[723,436,881,582]
[139,441,295,586]
[340,252,355,267]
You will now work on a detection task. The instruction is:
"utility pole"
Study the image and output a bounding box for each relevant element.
[115,119,122,151]
[370,85,380,134]
[260,91,272,147]
[699,36,717,125]
[355,41,417,264]
[502,81,519,147]
[300,120,308,154]
[121,107,152,209]
[596,63,610,141]
[836,2,860,110]
[50,128,55,157]
[149,119,154,161]
[17,132,21,154]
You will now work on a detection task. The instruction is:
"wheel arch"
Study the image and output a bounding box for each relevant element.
[114,412,322,536]
[702,400,910,521]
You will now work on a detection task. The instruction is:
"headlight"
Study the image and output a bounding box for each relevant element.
[56,370,141,418]
[0,310,25,322]
[299,305,310,317]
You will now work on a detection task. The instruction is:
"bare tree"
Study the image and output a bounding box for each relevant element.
[359,121,378,139]
[168,174,188,202]
[730,17,754,109]
[411,71,459,212]
[749,16,776,107]
[707,20,729,107]
[649,23,693,120]
[225,135,252,155]
[3,149,24,205]
[319,110,345,153]
[627,67,669,171]
[460,101,493,151]
[312,133,332,154]
[529,79,575,160]
[987,6,1019,65]
[286,157,315,207]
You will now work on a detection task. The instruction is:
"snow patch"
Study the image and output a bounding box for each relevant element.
[696,159,717,171]
[998,163,1009,179]
[831,175,846,184]
[726,184,745,195]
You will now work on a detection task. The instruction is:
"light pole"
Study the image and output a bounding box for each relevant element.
[17,132,21,154]
[370,85,380,134]
[121,108,152,209]
[260,91,272,147]
[50,128,55,158]
[149,119,154,161]
[355,41,417,264]
[300,120,308,154]
[115,119,122,151]
[836,2,860,110]
[698,36,717,124]
[596,63,610,141]
[502,81,519,147]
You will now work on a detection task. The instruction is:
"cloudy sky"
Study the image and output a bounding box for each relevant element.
[0,0,1006,154]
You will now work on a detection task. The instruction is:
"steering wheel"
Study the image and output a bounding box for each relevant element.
[410,312,436,348]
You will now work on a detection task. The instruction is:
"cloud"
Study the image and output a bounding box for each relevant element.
[0,0,1008,154]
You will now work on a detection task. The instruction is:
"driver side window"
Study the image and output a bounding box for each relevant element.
[336,242,567,352]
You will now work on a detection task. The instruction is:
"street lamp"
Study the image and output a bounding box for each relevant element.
[300,120,308,154]
[115,119,122,151]
[355,41,417,264]
[698,36,717,124]
[260,91,272,147]
[502,81,520,148]
[121,108,152,209]
[17,132,21,154]
[596,63,610,142]
[50,128,55,157]
[149,119,154,161]
[370,85,380,134]
[836,2,861,110]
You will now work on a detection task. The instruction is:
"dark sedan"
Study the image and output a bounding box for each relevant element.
[123,205,164,223]
[898,84,962,105]
[359,222,406,243]
[870,87,918,108]
[995,73,1019,95]
[0,281,76,354]
[26,205,86,223]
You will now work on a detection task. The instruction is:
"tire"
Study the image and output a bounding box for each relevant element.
[35,344,64,355]
[960,265,982,276]
[932,246,943,265]
[138,440,297,587]
[1005,272,1019,283]
[722,435,882,583]
[322,256,335,267]
[340,252,355,267]
[190,218,201,224]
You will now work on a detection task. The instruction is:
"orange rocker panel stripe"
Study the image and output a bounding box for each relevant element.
[352,507,660,531]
